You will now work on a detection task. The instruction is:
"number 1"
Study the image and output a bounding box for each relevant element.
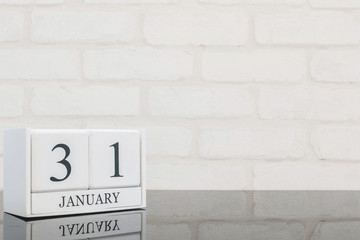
[110,142,123,178]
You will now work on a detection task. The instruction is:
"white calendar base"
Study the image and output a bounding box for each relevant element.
[31,187,143,217]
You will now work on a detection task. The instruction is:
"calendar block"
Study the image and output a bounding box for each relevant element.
[3,128,146,218]
[90,130,141,189]
[32,130,89,193]
[4,210,146,240]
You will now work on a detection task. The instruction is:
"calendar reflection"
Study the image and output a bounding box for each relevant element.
[3,210,145,240]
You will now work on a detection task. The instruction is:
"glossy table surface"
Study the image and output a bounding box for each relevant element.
[2,190,360,239]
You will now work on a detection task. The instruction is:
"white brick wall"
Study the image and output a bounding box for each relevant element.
[199,127,305,159]
[255,12,359,45]
[31,86,139,116]
[148,160,251,190]
[311,50,360,83]
[202,50,306,82]
[258,86,360,121]
[0,86,24,117]
[0,13,23,42]
[144,13,248,46]
[148,86,255,118]
[1,0,360,190]
[311,127,360,161]
[31,11,135,43]
[84,49,193,80]
[310,0,360,8]
[146,126,192,157]
[0,50,79,80]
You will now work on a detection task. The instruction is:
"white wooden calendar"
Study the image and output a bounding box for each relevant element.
[3,128,146,218]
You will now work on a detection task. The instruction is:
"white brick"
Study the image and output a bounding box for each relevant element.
[148,224,191,240]
[312,222,360,240]
[199,222,305,240]
[85,0,177,3]
[148,160,251,190]
[0,50,79,80]
[202,50,306,82]
[255,13,359,45]
[259,86,360,121]
[259,86,309,120]
[199,128,304,159]
[199,0,304,5]
[31,86,139,116]
[146,126,192,157]
[0,0,62,4]
[311,50,360,83]
[310,0,360,8]
[0,86,23,117]
[31,11,135,43]
[144,14,248,46]
[84,49,193,81]
[0,13,23,41]
[311,127,360,161]
[148,86,255,118]
[254,162,360,190]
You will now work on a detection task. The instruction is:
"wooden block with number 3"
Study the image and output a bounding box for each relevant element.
[31,130,89,193]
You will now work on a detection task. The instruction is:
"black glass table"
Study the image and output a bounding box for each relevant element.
[1,190,360,239]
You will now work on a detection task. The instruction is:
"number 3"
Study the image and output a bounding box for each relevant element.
[50,144,72,182]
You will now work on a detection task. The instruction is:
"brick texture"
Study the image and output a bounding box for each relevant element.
[0,50,79,80]
[311,127,360,161]
[1,0,360,191]
[84,49,193,81]
[0,86,23,117]
[202,50,306,82]
[148,86,255,118]
[310,0,360,8]
[255,13,359,45]
[258,86,360,121]
[0,13,23,42]
[144,13,248,46]
[311,50,360,83]
[31,86,139,116]
[199,127,305,159]
[31,11,135,43]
